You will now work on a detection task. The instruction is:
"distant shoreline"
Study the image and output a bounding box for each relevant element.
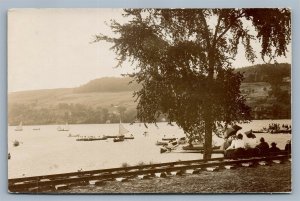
[8,119,292,127]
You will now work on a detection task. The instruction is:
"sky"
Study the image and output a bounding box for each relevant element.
[8,8,292,92]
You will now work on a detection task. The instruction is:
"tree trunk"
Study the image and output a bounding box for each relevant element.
[203,118,213,160]
[203,49,215,160]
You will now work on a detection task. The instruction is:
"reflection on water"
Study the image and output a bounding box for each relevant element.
[8,120,291,178]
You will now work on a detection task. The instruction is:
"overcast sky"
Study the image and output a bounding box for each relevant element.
[8,8,291,92]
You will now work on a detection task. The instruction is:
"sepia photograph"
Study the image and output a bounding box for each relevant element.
[7,8,291,194]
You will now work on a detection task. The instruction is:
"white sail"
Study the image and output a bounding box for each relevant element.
[65,123,69,131]
[119,123,129,136]
[15,122,23,131]
[57,122,69,131]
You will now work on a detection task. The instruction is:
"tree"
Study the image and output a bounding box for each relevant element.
[95,9,291,159]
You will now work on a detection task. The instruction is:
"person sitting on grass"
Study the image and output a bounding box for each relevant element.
[269,142,281,155]
[225,133,245,158]
[221,135,235,151]
[285,140,291,154]
[255,137,269,155]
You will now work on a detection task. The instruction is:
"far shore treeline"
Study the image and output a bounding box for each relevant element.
[8,63,291,126]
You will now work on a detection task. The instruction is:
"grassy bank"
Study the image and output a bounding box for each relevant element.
[59,162,291,194]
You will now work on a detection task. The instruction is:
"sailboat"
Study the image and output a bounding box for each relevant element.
[113,123,126,142]
[57,123,69,131]
[113,122,134,142]
[13,140,20,147]
[15,122,23,131]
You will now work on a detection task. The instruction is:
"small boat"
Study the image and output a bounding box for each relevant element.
[160,141,179,153]
[68,134,80,137]
[162,137,177,141]
[252,130,267,133]
[171,149,225,154]
[124,134,134,140]
[156,141,168,146]
[160,147,168,153]
[113,122,130,142]
[15,122,23,131]
[13,140,20,147]
[270,129,292,134]
[113,136,124,142]
[106,135,119,138]
[57,123,69,131]
[157,137,186,146]
[76,136,107,141]
[182,145,221,151]
[177,137,187,144]
[161,143,223,154]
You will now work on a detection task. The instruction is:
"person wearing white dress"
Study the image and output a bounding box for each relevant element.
[225,133,246,158]
[226,134,245,150]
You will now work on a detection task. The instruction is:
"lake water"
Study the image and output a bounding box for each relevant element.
[8,120,291,178]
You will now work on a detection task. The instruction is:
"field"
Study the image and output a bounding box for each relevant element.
[8,88,136,110]
[241,82,271,98]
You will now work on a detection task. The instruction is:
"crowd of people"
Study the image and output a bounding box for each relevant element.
[267,123,292,132]
[223,133,291,159]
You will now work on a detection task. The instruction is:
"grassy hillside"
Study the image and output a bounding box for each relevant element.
[235,63,290,83]
[8,88,137,125]
[9,89,136,110]
[74,77,140,93]
[236,63,291,119]
[8,63,291,125]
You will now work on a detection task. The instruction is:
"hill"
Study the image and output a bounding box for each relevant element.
[8,64,291,125]
[235,63,291,119]
[8,88,137,125]
[235,63,291,83]
[9,88,135,109]
[74,77,140,93]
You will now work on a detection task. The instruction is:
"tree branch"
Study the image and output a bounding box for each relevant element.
[215,10,245,44]
[198,10,211,50]
[212,10,222,49]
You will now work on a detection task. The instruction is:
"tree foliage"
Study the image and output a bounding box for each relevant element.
[236,63,290,83]
[8,103,137,126]
[95,9,291,159]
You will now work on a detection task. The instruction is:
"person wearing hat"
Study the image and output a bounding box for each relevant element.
[244,130,258,149]
[226,134,245,150]
[255,137,270,155]
[225,133,246,158]
[269,142,281,155]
